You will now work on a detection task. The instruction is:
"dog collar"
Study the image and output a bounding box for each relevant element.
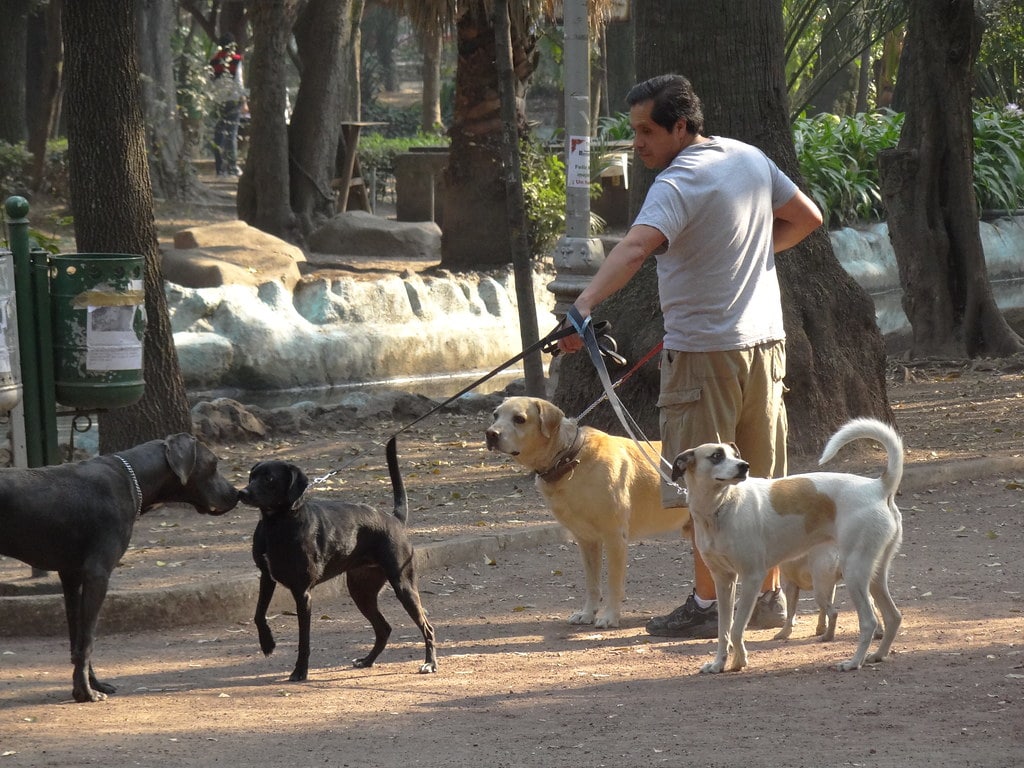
[537,425,585,484]
[115,454,143,516]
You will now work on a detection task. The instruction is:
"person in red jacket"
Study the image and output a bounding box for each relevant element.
[210,33,247,176]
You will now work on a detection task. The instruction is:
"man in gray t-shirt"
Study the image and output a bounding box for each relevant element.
[559,74,822,639]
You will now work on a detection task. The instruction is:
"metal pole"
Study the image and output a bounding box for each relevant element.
[547,0,604,315]
[5,196,44,468]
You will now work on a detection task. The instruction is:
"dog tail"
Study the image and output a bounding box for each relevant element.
[385,436,409,524]
[818,417,904,501]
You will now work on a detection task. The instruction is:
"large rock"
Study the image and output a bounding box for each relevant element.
[307,211,441,260]
[162,220,305,290]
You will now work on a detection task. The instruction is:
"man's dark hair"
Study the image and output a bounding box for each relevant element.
[626,74,704,135]
[218,32,235,48]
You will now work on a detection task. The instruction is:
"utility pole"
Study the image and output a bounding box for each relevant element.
[547,0,604,316]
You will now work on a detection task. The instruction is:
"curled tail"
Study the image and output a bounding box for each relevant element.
[818,417,904,501]
[385,436,409,524]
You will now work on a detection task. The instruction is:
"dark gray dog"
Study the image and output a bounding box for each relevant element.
[0,433,239,702]
[239,437,437,681]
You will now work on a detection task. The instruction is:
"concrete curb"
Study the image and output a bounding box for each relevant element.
[2,455,1021,638]
[0,523,570,638]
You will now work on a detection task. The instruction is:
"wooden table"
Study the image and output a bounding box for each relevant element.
[333,121,386,213]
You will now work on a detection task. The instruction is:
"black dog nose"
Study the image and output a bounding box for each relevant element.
[485,429,499,450]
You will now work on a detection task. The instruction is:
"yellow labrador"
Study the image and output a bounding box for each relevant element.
[673,417,903,674]
[485,396,689,628]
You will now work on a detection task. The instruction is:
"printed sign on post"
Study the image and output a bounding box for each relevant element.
[567,135,591,188]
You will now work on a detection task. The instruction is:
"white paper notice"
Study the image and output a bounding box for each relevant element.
[86,305,143,371]
[567,135,591,188]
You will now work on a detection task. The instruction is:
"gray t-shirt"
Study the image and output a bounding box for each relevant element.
[633,136,798,352]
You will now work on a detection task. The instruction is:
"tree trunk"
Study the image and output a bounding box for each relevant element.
[27,0,63,192]
[63,0,192,452]
[805,0,860,117]
[441,1,535,270]
[878,0,1022,359]
[0,0,30,143]
[555,0,892,454]
[236,0,302,242]
[288,0,359,235]
[420,23,443,132]
[604,17,635,111]
[137,0,196,202]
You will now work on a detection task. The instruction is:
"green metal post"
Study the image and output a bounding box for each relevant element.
[4,196,44,467]
[32,248,60,465]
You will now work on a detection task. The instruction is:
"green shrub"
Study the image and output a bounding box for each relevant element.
[794,105,1024,227]
[0,142,33,199]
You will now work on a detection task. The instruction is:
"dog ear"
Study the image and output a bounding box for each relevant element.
[288,466,309,509]
[671,449,696,481]
[536,399,564,439]
[729,442,742,458]
[164,433,198,485]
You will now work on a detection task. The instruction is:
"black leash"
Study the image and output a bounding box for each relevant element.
[313,318,623,486]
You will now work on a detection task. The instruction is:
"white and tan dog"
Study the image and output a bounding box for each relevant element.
[486,396,689,628]
[672,417,903,673]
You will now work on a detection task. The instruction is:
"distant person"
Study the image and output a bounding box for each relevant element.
[210,33,247,177]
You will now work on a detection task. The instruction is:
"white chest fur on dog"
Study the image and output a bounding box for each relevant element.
[487,396,688,628]
[674,418,904,675]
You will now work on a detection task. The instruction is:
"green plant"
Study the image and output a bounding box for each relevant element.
[0,141,32,199]
[519,138,602,258]
[972,104,1024,213]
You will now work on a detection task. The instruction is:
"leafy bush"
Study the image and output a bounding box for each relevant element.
[0,142,33,199]
[794,106,1024,227]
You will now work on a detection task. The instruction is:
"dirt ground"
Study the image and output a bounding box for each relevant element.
[1,357,1023,767]
[2,186,1024,765]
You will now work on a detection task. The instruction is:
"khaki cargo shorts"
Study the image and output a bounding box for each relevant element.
[657,340,788,508]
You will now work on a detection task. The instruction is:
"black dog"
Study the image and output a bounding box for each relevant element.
[0,433,239,702]
[239,437,437,680]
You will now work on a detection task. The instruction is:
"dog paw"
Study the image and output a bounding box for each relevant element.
[594,613,620,629]
[836,659,862,672]
[352,657,373,669]
[772,627,792,641]
[419,662,438,674]
[568,610,596,625]
[288,669,309,682]
[700,660,725,674]
[73,686,108,703]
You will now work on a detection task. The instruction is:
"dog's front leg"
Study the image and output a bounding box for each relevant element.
[253,570,278,657]
[568,539,602,625]
[701,573,736,674]
[595,534,627,628]
[726,577,763,672]
[290,588,313,682]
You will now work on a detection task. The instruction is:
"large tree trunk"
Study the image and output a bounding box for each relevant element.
[441,1,535,270]
[288,0,360,235]
[63,0,192,452]
[878,0,1022,359]
[236,0,302,242]
[137,0,197,202]
[0,0,30,143]
[555,0,892,454]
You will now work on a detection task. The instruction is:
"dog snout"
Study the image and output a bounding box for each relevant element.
[736,460,750,480]
[485,428,500,451]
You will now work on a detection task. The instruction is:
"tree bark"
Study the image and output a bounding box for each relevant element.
[27,0,63,192]
[555,0,892,454]
[0,0,31,144]
[63,0,192,452]
[878,0,1022,359]
[441,0,536,270]
[288,0,359,235]
[236,0,302,242]
[420,23,443,132]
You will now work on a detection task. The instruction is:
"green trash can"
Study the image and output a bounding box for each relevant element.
[50,253,146,409]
